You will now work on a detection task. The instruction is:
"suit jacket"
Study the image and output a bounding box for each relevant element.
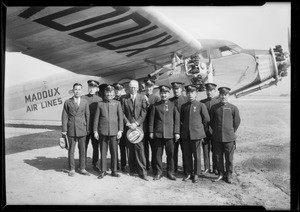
[93,99,124,136]
[62,97,90,137]
[180,100,210,140]
[82,94,102,132]
[210,102,241,142]
[149,100,180,139]
[144,93,160,133]
[121,93,148,129]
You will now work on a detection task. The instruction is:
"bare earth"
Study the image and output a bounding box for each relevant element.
[4,98,290,209]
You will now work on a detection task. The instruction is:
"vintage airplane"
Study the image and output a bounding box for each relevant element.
[5,6,290,126]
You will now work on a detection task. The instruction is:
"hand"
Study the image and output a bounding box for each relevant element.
[62,132,67,136]
[117,131,123,140]
[149,133,154,139]
[131,122,138,130]
[94,131,99,140]
[175,134,180,142]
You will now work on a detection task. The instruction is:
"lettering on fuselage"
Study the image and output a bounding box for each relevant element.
[18,7,179,57]
[25,87,63,112]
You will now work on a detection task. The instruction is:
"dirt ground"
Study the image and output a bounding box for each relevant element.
[4,97,291,209]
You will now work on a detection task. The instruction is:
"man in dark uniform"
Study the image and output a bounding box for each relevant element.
[143,79,160,172]
[200,83,220,174]
[149,85,179,181]
[180,85,210,183]
[82,80,102,172]
[113,83,127,172]
[62,83,91,177]
[121,80,149,181]
[169,82,188,174]
[93,85,124,179]
[210,87,241,184]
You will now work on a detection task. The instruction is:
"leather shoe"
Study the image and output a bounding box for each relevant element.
[167,174,176,181]
[68,170,75,177]
[79,169,91,176]
[213,175,223,182]
[153,174,162,181]
[182,174,191,181]
[192,175,199,183]
[203,169,209,174]
[121,166,127,173]
[140,175,149,181]
[97,171,107,179]
[111,171,120,177]
[226,176,232,184]
[93,165,100,172]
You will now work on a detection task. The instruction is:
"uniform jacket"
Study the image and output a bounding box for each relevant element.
[82,94,102,132]
[62,97,90,137]
[210,102,241,142]
[200,97,220,136]
[93,99,124,136]
[121,93,148,129]
[144,93,160,133]
[169,95,188,113]
[180,100,210,140]
[148,100,180,139]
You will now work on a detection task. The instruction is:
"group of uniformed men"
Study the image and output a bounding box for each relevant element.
[62,78,241,184]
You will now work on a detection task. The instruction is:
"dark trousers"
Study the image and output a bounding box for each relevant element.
[144,133,156,170]
[85,133,99,166]
[173,138,185,172]
[214,140,235,176]
[182,138,203,176]
[100,135,118,172]
[126,137,147,176]
[68,136,86,171]
[153,138,174,176]
[202,137,212,170]
[211,139,217,171]
[117,136,127,168]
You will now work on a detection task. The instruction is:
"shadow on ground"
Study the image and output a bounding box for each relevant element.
[23,156,101,176]
[5,130,60,155]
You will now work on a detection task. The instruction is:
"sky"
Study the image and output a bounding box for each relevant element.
[5,3,291,91]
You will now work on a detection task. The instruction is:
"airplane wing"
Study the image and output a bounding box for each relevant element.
[6,6,202,77]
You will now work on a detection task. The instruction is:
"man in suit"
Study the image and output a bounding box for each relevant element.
[93,85,124,179]
[113,83,127,172]
[143,79,160,172]
[180,85,210,183]
[169,82,188,174]
[82,80,102,172]
[200,83,220,174]
[210,87,241,184]
[62,83,91,177]
[121,80,149,181]
[149,85,180,181]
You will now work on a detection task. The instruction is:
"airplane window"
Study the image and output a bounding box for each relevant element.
[200,50,209,59]
[210,49,222,59]
[219,46,240,57]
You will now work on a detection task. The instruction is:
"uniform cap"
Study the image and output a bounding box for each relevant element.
[185,84,197,92]
[87,80,100,87]
[218,87,231,95]
[171,82,184,89]
[113,83,124,91]
[205,83,217,90]
[144,79,155,87]
[104,85,115,92]
[159,85,171,93]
